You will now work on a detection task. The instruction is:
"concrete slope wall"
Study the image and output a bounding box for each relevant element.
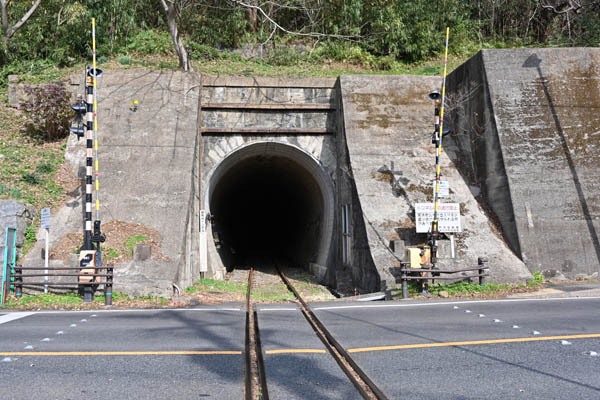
[447,49,600,279]
[338,75,531,292]
[23,71,202,295]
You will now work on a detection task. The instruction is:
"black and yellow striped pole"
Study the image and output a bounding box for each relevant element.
[430,27,450,269]
[78,18,105,302]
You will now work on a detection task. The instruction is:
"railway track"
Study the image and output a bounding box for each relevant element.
[244,264,386,400]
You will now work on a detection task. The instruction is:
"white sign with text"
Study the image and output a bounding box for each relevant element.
[415,202,462,233]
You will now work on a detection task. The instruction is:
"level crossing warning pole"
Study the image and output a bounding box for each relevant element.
[430,27,450,271]
[77,18,105,302]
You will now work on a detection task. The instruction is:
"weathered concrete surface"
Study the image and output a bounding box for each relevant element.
[338,75,532,291]
[23,71,202,296]
[447,48,600,279]
[0,200,36,268]
[200,77,338,282]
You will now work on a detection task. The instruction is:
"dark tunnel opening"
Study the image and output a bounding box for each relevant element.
[209,154,324,271]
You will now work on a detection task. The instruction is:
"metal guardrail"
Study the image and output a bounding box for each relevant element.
[397,257,489,299]
[5,265,114,305]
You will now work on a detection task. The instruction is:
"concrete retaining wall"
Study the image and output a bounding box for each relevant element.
[447,48,600,279]
[338,75,532,291]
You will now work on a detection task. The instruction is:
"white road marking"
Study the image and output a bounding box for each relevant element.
[0,312,34,325]
[257,308,298,312]
[312,296,600,311]
[33,307,242,314]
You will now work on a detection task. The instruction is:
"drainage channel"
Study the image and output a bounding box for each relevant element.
[244,264,386,400]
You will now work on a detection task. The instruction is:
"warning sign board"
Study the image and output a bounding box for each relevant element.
[415,203,462,233]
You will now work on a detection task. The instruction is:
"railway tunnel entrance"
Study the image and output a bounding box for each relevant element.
[207,142,335,275]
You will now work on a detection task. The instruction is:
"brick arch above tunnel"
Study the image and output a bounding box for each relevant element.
[203,140,336,278]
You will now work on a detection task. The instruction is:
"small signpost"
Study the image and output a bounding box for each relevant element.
[432,180,449,198]
[415,203,462,233]
[199,210,208,273]
[41,208,50,294]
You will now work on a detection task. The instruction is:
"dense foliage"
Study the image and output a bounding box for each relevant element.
[1,0,598,81]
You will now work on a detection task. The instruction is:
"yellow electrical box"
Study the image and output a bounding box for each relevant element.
[405,246,431,269]
[406,247,422,269]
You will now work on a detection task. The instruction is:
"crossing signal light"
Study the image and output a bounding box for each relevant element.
[69,98,86,139]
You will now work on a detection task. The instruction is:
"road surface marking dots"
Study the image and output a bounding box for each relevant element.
[265,349,327,355]
[0,350,242,356]
[0,312,35,325]
[347,333,600,353]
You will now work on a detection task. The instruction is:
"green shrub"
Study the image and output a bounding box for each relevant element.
[127,30,172,55]
[19,83,71,142]
[267,47,303,66]
[188,42,222,60]
[21,173,40,185]
[118,56,131,65]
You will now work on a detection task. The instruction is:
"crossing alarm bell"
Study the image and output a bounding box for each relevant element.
[428,90,441,101]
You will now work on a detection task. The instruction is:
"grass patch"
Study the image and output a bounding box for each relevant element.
[1,292,169,310]
[2,293,82,308]
[427,281,514,297]
[21,224,38,257]
[124,235,148,255]
[0,98,67,213]
[401,270,546,299]
[103,247,120,261]
[252,284,295,302]
[185,278,247,294]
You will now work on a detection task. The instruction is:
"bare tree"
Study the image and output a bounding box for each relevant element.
[230,0,358,41]
[159,0,193,71]
[1,0,42,55]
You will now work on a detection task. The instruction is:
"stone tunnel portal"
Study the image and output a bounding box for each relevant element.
[207,142,334,273]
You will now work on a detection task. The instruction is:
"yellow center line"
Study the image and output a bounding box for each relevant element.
[348,333,600,353]
[0,350,242,356]
[265,349,327,355]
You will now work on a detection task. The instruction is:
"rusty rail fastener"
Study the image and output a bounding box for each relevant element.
[478,257,489,286]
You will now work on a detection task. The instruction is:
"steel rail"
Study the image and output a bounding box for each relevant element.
[273,263,387,400]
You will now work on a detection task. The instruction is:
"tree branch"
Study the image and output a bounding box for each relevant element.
[229,0,359,40]
[5,0,42,39]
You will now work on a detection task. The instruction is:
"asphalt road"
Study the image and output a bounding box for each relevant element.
[0,297,599,399]
[312,297,600,399]
[0,306,246,400]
